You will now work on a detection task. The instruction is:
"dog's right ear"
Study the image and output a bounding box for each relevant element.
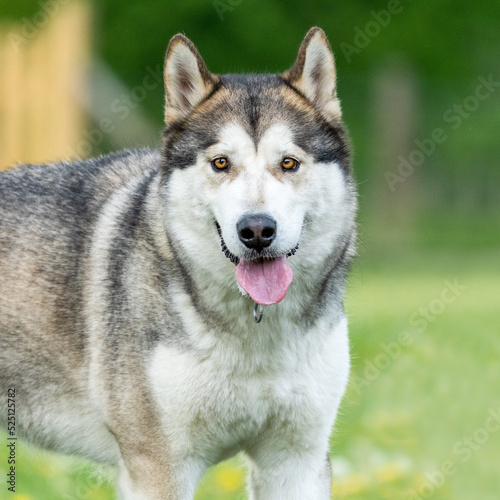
[164,34,219,125]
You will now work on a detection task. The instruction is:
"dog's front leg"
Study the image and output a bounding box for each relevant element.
[246,451,332,500]
[117,449,173,500]
[116,439,200,500]
[105,392,199,500]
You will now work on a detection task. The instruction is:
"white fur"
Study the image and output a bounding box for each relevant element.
[148,122,356,498]
[164,122,355,312]
[211,123,308,256]
[148,316,350,499]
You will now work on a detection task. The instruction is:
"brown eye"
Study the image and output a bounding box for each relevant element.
[211,157,229,171]
[282,157,300,171]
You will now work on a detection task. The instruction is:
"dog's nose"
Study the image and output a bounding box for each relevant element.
[237,214,277,252]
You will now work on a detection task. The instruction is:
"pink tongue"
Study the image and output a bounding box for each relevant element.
[235,256,293,306]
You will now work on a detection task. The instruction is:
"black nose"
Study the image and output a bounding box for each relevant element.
[237,214,277,252]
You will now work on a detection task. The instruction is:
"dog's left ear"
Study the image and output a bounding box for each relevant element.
[164,34,219,125]
[283,27,341,121]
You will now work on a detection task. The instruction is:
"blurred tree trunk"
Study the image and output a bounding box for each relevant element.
[0,1,90,169]
[371,60,419,247]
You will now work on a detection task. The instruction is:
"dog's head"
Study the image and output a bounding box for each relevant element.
[161,28,356,306]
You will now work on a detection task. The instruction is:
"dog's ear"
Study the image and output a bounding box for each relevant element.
[164,34,218,125]
[283,27,341,121]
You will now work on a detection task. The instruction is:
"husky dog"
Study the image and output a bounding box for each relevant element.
[0,27,357,499]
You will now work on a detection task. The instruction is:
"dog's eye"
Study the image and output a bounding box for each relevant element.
[281,157,300,171]
[211,157,230,171]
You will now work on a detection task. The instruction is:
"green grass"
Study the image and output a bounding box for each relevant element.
[1,250,498,500]
[332,253,500,500]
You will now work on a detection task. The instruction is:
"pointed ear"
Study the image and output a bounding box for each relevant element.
[164,34,218,124]
[283,27,341,121]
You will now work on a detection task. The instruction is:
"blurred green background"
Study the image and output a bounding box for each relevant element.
[0,0,499,499]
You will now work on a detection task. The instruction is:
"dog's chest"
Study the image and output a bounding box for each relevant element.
[147,329,335,462]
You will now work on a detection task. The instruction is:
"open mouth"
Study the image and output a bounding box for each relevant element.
[216,222,298,306]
